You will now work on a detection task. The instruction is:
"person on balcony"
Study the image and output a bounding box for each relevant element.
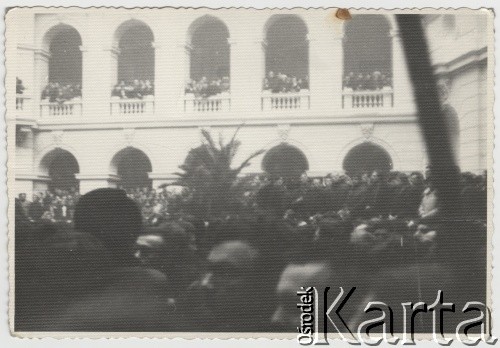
[221,77,230,93]
[142,80,154,96]
[16,77,25,95]
[300,75,309,90]
[343,72,355,90]
[267,71,281,93]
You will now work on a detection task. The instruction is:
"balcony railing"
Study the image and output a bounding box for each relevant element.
[342,88,394,109]
[110,97,155,116]
[40,99,83,117]
[184,93,230,113]
[16,94,30,111]
[261,91,310,111]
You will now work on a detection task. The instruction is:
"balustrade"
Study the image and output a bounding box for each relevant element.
[40,99,83,117]
[184,94,230,113]
[261,91,310,111]
[110,97,155,116]
[342,88,394,109]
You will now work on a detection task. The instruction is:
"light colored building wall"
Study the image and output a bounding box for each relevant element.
[9,9,489,194]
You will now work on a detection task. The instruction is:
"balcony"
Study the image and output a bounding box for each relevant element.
[261,91,310,111]
[184,93,230,113]
[16,94,30,111]
[342,88,394,109]
[110,97,155,117]
[40,98,83,117]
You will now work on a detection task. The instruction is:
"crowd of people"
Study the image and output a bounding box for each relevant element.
[16,77,26,95]
[112,79,154,99]
[17,189,80,224]
[185,76,230,98]
[263,71,309,93]
[15,169,487,332]
[343,71,392,91]
[41,82,82,103]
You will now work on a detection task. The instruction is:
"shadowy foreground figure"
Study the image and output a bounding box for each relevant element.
[22,188,177,331]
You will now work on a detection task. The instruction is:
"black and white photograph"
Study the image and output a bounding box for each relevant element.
[6,7,493,340]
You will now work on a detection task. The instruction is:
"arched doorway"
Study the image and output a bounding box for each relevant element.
[343,142,393,177]
[40,148,80,192]
[343,15,392,90]
[114,20,155,95]
[262,143,309,180]
[188,16,230,84]
[264,15,309,90]
[111,147,152,189]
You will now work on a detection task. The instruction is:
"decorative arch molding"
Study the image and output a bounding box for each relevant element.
[36,144,81,175]
[112,18,155,49]
[40,22,84,52]
[261,142,309,178]
[262,137,313,164]
[187,14,230,46]
[107,143,155,174]
[337,136,400,172]
[262,13,309,41]
[339,13,397,38]
[258,138,313,176]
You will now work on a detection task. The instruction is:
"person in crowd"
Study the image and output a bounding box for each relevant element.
[17,193,29,216]
[185,76,229,98]
[271,241,365,333]
[185,239,274,331]
[343,71,392,91]
[137,222,199,298]
[41,82,81,103]
[43,188,175,331]
[364,170,391,217]
[419,167,441,223]
[395,171,425,219]
[112,79,155,99]
[263,71,308,93]
[16,77,26,94]
[28,194,45,222]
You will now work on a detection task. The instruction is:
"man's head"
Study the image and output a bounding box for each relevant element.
[409,171,424,186]
[272,262,334,329]
[191,240,260,316]
[73,188,142,263]
[18,193,26,202]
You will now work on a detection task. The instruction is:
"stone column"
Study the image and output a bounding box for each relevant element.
[154,40,187,117]
[80,45,119,120]
[34,49,50,115]
[229,38,265,115]
[308,30,343,115]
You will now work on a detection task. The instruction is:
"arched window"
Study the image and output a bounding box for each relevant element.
[41,24,82,103]
[262,143,309,180]
[111,147,152,189]
[40,148,80,192]
[113,20,155,99]
[186,16,230,97]
[343,142,393,177]
[263,15,309,93]
[343,15,392,92]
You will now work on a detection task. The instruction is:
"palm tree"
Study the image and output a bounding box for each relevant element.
[173,127,265,220]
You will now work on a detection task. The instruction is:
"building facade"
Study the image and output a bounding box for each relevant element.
[9,8,489,197]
